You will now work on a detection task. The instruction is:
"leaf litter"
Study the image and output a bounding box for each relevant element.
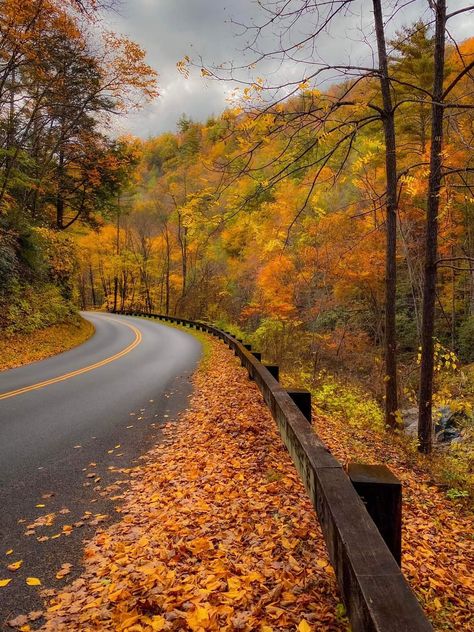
[37,337,345,631]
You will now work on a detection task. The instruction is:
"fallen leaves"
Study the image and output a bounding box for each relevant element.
[55,563,72,580]
[0,578,12,587]
[7,610,43,629]
[26,577,41,586]
[7,560,23,571]
[39,338,343,631]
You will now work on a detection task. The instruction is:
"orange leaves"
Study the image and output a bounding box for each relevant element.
[7,560,23,571]
[40,338,342,631]
[186,604,211,630]
[186,537,214,556]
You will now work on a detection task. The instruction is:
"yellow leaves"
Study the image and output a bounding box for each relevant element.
[26,577,41,586]
[186,604,211,630]
[116,613,140,630]
[432,597,443,610]
[150,615,166,631]
[176,55,190,78]
[298,620,312,632]
[187,537,214,555]
[7,560,23,571]
[0,578,12,587]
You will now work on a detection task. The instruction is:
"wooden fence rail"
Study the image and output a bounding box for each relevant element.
[118,310,433,632]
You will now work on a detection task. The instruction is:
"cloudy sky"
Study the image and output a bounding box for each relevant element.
[103,1,474,139]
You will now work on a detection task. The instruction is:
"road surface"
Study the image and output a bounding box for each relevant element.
[0,312,201,626]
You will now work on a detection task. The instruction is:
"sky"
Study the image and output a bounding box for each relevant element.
[103,1,474,139]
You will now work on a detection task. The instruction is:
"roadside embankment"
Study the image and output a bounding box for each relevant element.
[0,316,95,371]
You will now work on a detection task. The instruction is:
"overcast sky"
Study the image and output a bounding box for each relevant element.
[103,1,474,139]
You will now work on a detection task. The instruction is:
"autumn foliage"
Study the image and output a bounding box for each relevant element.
[0,0,157,333]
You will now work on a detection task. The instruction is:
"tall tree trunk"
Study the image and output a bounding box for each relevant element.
[164,226,171,315]
[418,0,447,454]
[89,263,96,307]
[56,146,65,229]
[113,199,121,312]
[373,0,399,428]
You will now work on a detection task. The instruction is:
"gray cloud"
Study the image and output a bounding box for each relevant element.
[104,0,474,138]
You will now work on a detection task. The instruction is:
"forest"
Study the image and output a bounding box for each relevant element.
[1,1,473,485]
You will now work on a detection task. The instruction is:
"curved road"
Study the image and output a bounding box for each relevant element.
[0,312,201,625]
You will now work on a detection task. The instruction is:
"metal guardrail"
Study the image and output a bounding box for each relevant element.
[119,310,433,632]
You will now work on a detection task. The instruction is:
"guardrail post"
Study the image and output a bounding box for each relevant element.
[243,343,252,350]
[252,351,262,361]
[287,389,312,423]
[348,463,402,566]
[264,365,279,381]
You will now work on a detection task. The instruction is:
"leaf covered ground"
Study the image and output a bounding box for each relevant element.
[34,336,345,631]
[9,330,472,631]
[0,317,94,371]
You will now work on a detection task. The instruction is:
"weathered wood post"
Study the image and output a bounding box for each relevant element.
[348,463,402,566]
[287,388,312,423]
[264,365,279,381]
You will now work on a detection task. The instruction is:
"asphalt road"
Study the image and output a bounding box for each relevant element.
[0,312,201,627]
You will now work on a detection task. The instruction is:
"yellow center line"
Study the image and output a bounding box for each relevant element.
[0,316,142,401]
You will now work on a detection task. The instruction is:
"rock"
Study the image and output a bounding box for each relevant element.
[402,407,418,429]
[401,405,468,443]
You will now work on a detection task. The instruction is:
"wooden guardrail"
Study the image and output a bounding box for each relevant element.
[118,310,433,632]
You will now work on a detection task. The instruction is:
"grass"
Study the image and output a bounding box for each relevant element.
[0,316,95,371]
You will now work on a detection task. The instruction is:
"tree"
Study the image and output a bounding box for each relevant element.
[417,1,474,453]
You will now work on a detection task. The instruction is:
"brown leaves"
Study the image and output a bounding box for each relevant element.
[55,564,73,580]
[40,338,343,630]
[7,610,43,629]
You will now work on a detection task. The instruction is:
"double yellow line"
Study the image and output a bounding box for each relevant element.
[0,317,142,401]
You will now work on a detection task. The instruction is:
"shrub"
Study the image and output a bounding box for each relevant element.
[311,374,385,432]
[5,281,77,334]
